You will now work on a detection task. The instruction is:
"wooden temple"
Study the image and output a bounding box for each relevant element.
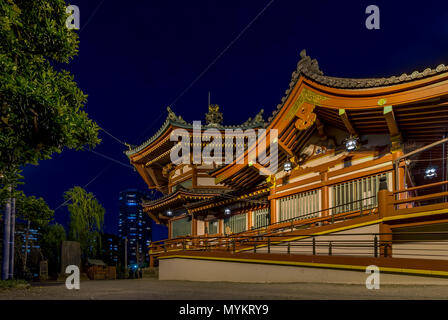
[127,50,448,277]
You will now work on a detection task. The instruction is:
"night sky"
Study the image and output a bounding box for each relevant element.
[19,0,448,235]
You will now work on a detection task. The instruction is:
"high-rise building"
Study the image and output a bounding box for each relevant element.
[118,189,152,265]
[101,233,119,265]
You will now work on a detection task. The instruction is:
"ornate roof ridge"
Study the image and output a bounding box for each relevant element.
[267,49,448,123]
[125,106,266,156]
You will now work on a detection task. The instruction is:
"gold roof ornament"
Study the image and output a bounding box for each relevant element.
[205,104,223,126]
[167,106,187,124]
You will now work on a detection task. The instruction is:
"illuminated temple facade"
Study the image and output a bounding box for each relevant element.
[126,50,448,280]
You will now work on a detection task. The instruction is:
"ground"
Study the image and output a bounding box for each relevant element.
[0,278,447,300]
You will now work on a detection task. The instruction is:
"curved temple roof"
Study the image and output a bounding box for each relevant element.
[127,49,448,158]
[125,106,266,157]
[267,49,448,122]
[127,49,448,191]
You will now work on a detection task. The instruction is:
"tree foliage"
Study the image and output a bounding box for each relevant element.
[15,192,54,227]
[40,223,66,275]
[0,0,100,172]
[64,186,105,258]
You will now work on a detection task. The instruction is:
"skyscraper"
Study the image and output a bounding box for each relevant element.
[118,190,152,266]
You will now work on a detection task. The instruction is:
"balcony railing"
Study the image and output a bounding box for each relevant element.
[149,179,448,265]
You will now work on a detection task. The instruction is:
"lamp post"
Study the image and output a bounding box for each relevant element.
[9,197,15,279]
[124,236,128,278]
[1,186,12,280]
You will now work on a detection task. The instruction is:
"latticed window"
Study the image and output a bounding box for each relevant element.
[172,216,191,238]
[224,213,247,234]
[331,173,388,214]
[207,220,219,235]
[279,190,320,222]
[253,208,270,228]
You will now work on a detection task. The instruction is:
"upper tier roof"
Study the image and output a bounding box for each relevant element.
[267,49,448,123]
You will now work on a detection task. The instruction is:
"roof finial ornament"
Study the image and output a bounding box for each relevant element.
[167,106,187,124]
[242,109,265,127]
[252,109,265,126]
[205,104,223,126]
[297,49,324,76]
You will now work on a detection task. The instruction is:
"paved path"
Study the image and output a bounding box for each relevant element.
[0,278,448,300]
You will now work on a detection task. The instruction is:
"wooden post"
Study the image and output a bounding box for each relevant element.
[321,171,329,217]
[270,198,277,224]
[248,211,253,230]
[192,214,197,236]
[374,235,378,258]
[377,176,391,219]
[378,176,393,257]
[218,218,223,235]
[380,223,392,258]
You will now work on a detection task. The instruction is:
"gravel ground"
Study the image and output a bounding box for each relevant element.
[0,278,447,300]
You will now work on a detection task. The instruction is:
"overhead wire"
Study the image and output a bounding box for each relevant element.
[57,1,277,210]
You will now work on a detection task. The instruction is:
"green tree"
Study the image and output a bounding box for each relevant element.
[40,223,66,276]
[15,192,54,271]
[0,0,100,174]
[64,186,105,259]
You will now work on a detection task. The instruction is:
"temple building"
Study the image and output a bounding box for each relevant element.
[126,50,448,281]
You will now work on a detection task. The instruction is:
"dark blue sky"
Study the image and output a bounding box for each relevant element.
[20,0,448,234]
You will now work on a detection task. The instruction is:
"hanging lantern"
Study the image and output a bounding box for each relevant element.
[166,209,173,217]
[424,165,437,179]
[224,208,231,215]
[344,135,359,152]
[284,159,293,173]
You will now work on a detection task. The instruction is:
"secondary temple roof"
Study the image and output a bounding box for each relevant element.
[125,105,266,157]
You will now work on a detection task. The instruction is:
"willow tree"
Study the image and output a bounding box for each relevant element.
[64,186,105,259]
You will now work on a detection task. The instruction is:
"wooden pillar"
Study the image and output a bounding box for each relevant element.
[377,182,392,218]
[378,176,393,257]
[191,214,197,236]
[397,164,407,209]
[149,255,154,268]
[270,199,277,224]
[379,223,393,257]
[248,211,253,230]
[320,171,329,217]
[168,219,172,239]
[218,218,223,235]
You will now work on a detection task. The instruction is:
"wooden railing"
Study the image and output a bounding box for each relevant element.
[149,196,379,262]
[148,180,448,266]
[378,179,448,218]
